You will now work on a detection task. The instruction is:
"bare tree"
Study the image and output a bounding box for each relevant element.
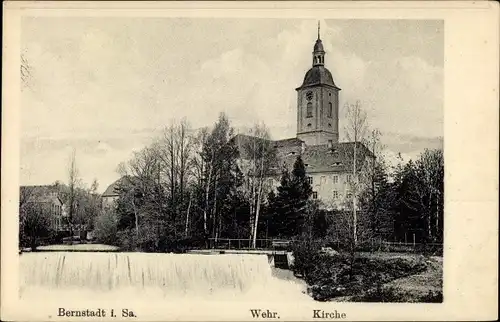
[117,145,161,240]
[241,123,276,248]
[67,149,79,242]
[155,119,194,231]
[190,128,211,235]
[359,129,390,240]
[344,100,368,245]
[414,149,444,243]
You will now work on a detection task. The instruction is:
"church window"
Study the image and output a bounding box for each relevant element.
[333,175,338,184]
[312,192,318,199]
[328,102,333,117]
[307,123,311,127]
[333,191,339,199]
[306,102,313,118]
[307,176,313,185]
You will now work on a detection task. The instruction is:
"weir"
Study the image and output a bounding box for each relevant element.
[19,252,309,302]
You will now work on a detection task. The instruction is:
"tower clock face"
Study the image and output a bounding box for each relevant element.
[306,91,313,101]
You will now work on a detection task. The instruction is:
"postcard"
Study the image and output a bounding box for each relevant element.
[2,1,498,321]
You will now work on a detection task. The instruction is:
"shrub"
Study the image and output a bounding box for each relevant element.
[116,228,139,251]
[93,210,119,245]
[290,238,323,278]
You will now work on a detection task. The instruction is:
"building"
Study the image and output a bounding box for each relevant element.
[20,185,67,230]
[101,176,135,209]
[235,25,373,209]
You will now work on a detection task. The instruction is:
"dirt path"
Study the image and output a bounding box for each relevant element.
[383,256,443,296]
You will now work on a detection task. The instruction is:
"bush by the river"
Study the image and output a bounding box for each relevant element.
[93,210,119,246]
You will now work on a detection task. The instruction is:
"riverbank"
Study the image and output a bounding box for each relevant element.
[293,249,443,302]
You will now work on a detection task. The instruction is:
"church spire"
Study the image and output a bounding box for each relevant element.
[313,21,325,67]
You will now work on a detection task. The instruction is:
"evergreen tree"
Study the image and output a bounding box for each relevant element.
[268,156,313,237]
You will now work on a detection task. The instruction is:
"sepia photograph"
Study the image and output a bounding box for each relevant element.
[2,1,498,321]
[18,15,444,303]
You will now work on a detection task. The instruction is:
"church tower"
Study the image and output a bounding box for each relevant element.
[296,22,341,146]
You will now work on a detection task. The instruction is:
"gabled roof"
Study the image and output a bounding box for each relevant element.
[235,133,374,176]
[102,176,135,197]
[20,185,64,205]
[273,137,303,149]
[301,142,373,174]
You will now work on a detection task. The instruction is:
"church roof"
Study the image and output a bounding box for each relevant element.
[314,39,324,52]
[235,133,374,176]
[273,137,303,148]
[298,66,339,89]
[301,142,373,174]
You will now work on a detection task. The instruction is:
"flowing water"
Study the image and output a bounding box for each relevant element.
[19,252,310,302]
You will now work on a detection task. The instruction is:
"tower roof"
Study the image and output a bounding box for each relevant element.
[298,65,339,89]
[313,39,324,52]
[297,21,340,90]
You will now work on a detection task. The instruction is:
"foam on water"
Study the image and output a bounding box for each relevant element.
[19,252,310,302]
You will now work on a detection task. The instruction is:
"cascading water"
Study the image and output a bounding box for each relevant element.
[19,252,310,302]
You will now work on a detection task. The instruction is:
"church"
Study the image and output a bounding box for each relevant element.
[235,25,373,209]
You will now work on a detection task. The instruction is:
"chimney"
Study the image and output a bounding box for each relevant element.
[301,141,306,153]
[327,140,333,149]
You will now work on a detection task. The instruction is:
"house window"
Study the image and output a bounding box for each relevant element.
[306,102,313,118]
[267,179,273,187]
[328,102,333,117]
[346,190,352,198]
[347,174,352,183]
[333,191,339,199]
[333,175,339,184]
[307,176,313,185]
[312,192,318,199]
[320,176,326,184]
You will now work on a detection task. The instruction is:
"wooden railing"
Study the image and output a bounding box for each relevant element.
[55,224,87,232]
[206,238,443,254]
[207,238,296,250]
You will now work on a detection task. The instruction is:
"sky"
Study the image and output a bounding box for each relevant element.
[20,18,443,192]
